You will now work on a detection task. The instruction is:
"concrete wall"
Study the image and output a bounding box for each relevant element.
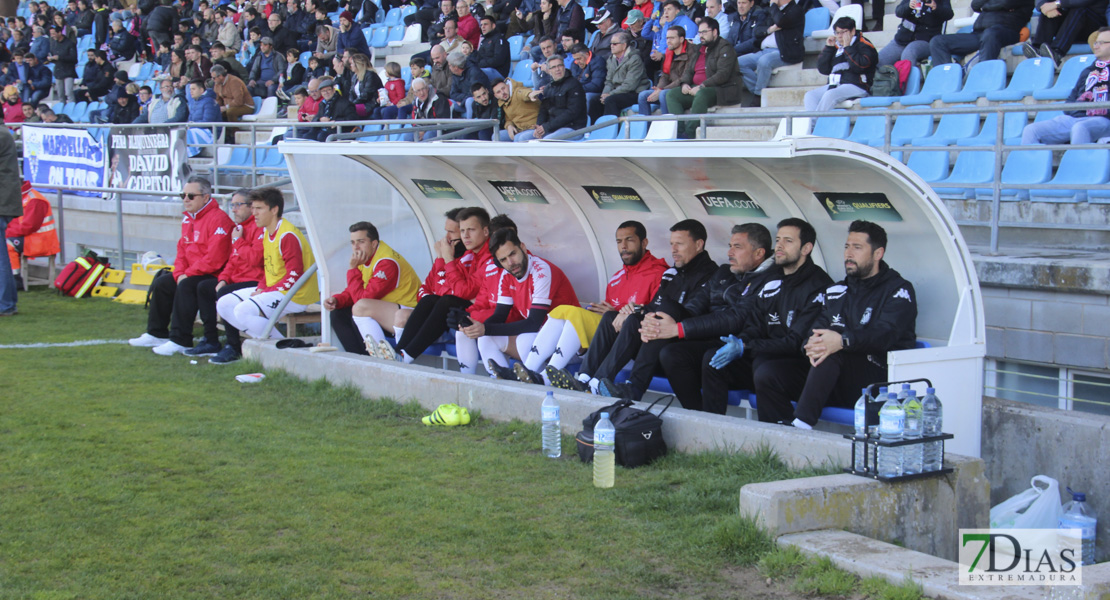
[980,285,1110,372]
[982,396,1110,564]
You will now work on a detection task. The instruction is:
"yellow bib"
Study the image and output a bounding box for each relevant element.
[263,219,320,306]
[358,240,420,308]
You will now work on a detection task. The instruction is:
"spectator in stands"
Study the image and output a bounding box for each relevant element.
[1022,0,1105,65]
[554,0,585,41]
[142,0,180,50]
[211,63,255,121]
[704,0,732,38]
[433,18,463,56]
[509,0,556,39]
[637,27,688,115]
[928,0,1033,65]
[468,81,500,138]
[91,0,109,48]
[266,12,297,54]
[492,76,540,139]
[625,10,653,63]
[879,0,953,66]
[1022,27,1110,143]
[678,0,705,21]
[346,51,384,116]
[308,76,357,140]
[514,54,586,139]
[516,221,669,386]
[248,36,286,96]
[335,11,372,60]
[88,69,128,122]
[183,43,213,84]
[111,88,140,123]
[217,187,319,342]
[129,176,233,355]
[448,48,490,105]
[187,77,221,122]
[382,61,407,106]
[529,35,563,88]
[39,106,74,123]
[474,227,580,379]
[9,27,30,56]
[456,0,481,46]
[324,221,422,355]
[74,50,112,103]
[667,17,741,137]
[62,0,79,28]
[107,17,136,62]
[804,17,878,112]
[646,1,698,67]
[559,219,718,394]
[20,53,52,106]
[137,84,153,109]
[595,30,648,120]
[570,43,607,116]
[410,78,451,139]
[728,0,769,59]
[196,8,218,47]
[476,15,511,77]
[421,0,458,44]
[285,1,314,48]
[314,22,338,61]
[427,45,451,91]
[136,78,189,123]
[517,0,559,59]
[0,128,19,316]
[2,86,23,123]
[782,220,916,429]
[279,46,307,98]
[5,180,61,293]
[28,26,49,63]
[193,189,264,364]
[21,103,40,123]
[47,26,77,102]
[217,8,239,49]
[590,9,620,61]
[293,77,322,130]
[211,42,250,80]
[738,0,804,104]
[701,219,832,420]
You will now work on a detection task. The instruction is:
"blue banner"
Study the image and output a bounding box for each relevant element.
[21,126,106,196]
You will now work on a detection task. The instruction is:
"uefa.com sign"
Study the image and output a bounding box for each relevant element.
[959,529,1083,585]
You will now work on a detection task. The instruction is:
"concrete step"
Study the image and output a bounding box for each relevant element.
[761,85,820,108]
[374,43,423,65]
[769,66,829,88]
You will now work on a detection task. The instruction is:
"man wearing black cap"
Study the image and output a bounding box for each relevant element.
[248,36,286,97]
[90,69,130,122]
[308,77,357,141]
[589,9,619,61]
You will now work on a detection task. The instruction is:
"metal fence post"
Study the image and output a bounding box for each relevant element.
[989,106,1004,255]
[55,189,66,264]
[115,192,125,268]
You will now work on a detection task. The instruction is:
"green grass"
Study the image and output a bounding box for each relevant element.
[0,289,929,599]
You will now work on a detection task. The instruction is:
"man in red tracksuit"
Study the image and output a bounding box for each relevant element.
[129,176,233,356]
[187,188,265,363]
[390,207,466,352]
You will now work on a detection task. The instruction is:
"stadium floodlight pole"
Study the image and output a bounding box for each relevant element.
[260,261,319,340]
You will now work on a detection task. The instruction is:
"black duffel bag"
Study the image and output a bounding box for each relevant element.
[575,396,674,468]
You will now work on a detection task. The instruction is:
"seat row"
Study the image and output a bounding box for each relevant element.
[814,106,1064,149]
[906,148,1110,203]
[49,100,107,123]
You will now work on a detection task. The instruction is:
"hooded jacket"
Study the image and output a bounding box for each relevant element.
[173,198,234,278]
[675,258,781,339]
[643,248,717,319]
[815,33,878,92]
[738,258,833,358]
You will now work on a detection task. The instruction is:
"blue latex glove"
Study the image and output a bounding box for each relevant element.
[709,335,744,369]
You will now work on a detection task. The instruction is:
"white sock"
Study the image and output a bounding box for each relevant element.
[393,325,403,341]
[454,330,479,374]
[792,418,813,430]
[402,350,416,364]
[548,321,583,370]
[478,335,508,371]
[577,371,591,384]
[353,316,386,344]
[524,318,563,371]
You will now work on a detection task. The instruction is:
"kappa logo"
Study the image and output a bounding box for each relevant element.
[827,285,848,300]
[759,280,783,298]
[193,231,200,241]
[893,288,912,302]
[374,271,388,280]
[214,227,228,235]
[641,431,653,440]
[813,293,825,304]
[861,307,873,324]
[768,312,780,325]
[831,314,844,326]
[269,298,281,309]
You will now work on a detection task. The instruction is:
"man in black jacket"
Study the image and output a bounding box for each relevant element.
[804,17,877,112]
[560,219,717,394]
[667,17,741,138]
[267,12,300,55]
[1022,0,1106,65]
[790,220,917,429]
[602,223,776,409]
[142,0,179,50]
[878,0,953,65]
[737,0,804,102]
[47,26,77,102]
[706,218,833,423]
[308,76,357,140]
[516,54,587,139]
[475,15,511,77]
[447,48,491,106]
[928,0,1033,64]
[728,0,771,59]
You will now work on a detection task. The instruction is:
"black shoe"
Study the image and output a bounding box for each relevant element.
[1041,44,1062,68]
[546,366,589,392]
[512,362,544,384]
[184,340,222,356]
[1021,41,1040,59]
[487,359,517,381]
[209,346,241,364]
[598,378,639,401]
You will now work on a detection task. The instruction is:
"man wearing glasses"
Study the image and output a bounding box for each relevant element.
[129,176,234,356]
[517,55,588,140]
[666,17,741,138]
[1022,27,1110,145]
[594,31,649,122]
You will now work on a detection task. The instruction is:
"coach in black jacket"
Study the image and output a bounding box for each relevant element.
[791,220,918,429]
[516,54,587,140]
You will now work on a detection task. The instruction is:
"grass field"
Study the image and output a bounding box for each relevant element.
[0,290,926,599]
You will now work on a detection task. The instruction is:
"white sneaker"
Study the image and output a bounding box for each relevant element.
[152,340,190,356]
[129,333,168,347]
[364,335,380,358]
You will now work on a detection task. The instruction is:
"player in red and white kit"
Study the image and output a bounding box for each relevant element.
[457,227,580,378]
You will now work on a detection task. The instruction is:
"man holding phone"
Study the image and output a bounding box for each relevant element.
[878,0,952,66]
[804,17,877,112]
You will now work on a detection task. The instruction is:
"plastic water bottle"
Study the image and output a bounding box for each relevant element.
[897,382,912,403]
[867,426,879,474]
[1059,488,1097,565]
[877,392,905,478]
[921,387,944,472]
[593,412,615,489]
[853,388,868,472]
[541,391,561,458]
[902,390,923,475]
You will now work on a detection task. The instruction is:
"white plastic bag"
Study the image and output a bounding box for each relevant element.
[990,475,1063,529]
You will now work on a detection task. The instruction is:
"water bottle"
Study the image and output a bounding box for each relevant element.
[593,412,615,489]
[897,382,912,403]
[877,392,905,478]
[853,388,868,472]
[867,426,879,474]
[902,390,923,475]
[1059,488,1097,565]
[541,391,561,458]
[921,387,944,472]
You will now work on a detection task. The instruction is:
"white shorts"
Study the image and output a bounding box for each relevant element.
[227,288,308,319]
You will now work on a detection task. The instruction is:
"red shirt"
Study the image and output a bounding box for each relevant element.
[604,250,669,309]
[466,260,512,322]
[331,252,401,309]
[218,218,264,284]
[457,12,480,48]
[498,254,580,320]
[443,242,492,300]
[298,94,321,121]
[174,199,234,278]
[418,257,449,299]
[692,46,708,86]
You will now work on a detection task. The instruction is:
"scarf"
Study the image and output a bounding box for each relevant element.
[1083,60,1110,116]
[662,40,686,75]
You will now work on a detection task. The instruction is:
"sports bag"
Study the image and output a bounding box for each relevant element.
[870,65,902,97]
[54,251,110,298]
[576,396,673,468]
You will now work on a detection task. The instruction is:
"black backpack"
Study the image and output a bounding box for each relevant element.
[870,65,902,97]
[575,397,673,468]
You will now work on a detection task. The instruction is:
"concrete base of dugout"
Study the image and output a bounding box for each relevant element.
[245,341,1011,582]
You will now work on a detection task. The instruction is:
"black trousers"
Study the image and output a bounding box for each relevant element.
[624,337,675,400]
[579,311,645,381]
[660,339,729,413]
[590,91,639,123]
[147,273,216,347]
[1034,6,1105,54]
[197,279,257,351]
[793,352,887,426]
[748,356,811,424]
[330,306,369,355]
[395,293,471,358]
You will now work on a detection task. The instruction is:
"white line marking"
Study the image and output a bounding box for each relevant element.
[0,339,130,349]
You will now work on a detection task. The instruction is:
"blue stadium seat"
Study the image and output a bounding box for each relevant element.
[510,60,534,87]
[583,5,595,20]
[897,63,963,106]
[1029,149,1110,202]
[70,101,88,118]
[906,150,950,182]
[904,66,922,96]
[400,4,417,20]
[986,57,1055,101]
[869,113,932,147]
[804,7,830,37]
[1088,188,1110,203]
[935,150,996,199]
[910,112,979,146]
[940,59,1006,103]
[383,7,402,26]
[1033,54,1094,100]
[481,67,501,82]
[508,35,525,59]
[51,101,64,114]
[588,115,619,140]
[138,62,155,80]
[59,101,76,118]
[386,24,405,44]
[845,114,886,145]
[811,114,850,138]
[624,120,649,140]
[973,150,1052,201]
[956,109,1027,147]
[222,147,251,169]
[299,51,311,68]
[371,26,389,48]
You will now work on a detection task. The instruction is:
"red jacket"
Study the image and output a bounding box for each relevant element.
[442,242,492,300]
[174,198,234,278]
[458,13,480,48]
[418,257,449,299]
[218,218,264,284]
[605,250,669,309]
